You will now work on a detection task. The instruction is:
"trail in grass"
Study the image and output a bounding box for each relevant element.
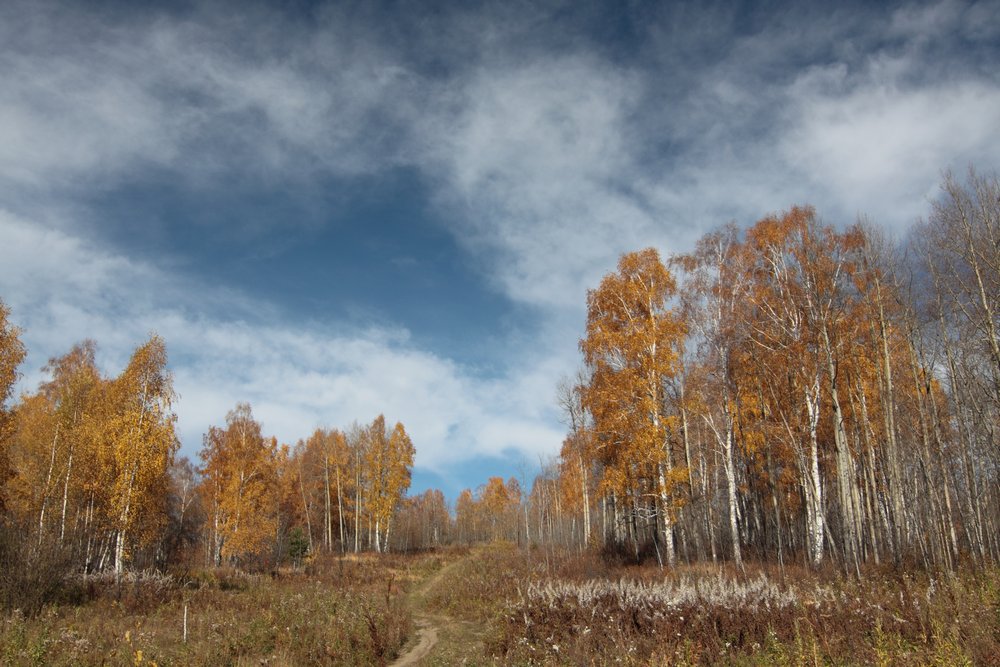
[391,618,438,667]
[390,551,487,667]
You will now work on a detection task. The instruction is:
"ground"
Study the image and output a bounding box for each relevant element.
[1,545,997,665]
[392,548,491,666]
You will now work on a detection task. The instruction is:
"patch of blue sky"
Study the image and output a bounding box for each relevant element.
[78,165,523,367]
[2,0,999,500]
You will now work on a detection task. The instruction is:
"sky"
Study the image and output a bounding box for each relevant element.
[1,0,998,500]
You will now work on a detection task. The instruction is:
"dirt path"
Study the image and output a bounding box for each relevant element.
[389,552,487,667]
[391,618,438,667]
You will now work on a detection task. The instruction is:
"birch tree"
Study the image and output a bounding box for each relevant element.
[105,335,177,577]
[580,248,686,564]
[364,416,414,552]
[200,403,278,566]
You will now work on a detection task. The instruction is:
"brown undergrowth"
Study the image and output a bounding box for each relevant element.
[2,544,997,665]
[414,542,1000,665]
[482,549,1000,666]
[0,552,420,666]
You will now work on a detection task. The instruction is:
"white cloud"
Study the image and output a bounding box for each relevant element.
[0,0,421,206]
[783,74,1000,226]
[3,0,999,491]
[425,56,664,312]
[0,212,564,473]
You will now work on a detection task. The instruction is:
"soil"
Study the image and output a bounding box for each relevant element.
[389,551,489,666]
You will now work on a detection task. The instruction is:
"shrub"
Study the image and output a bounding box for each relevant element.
[0,524,78,617]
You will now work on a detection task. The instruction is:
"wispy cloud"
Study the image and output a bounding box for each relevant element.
[2,0,997,489]
[0,211,563,472]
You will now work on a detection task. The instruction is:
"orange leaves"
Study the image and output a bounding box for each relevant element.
[281,414,416,554]
[5,333,178,571]
[199,402,278,564]
[361,415,415,551]
[0,299,26,506]
[580,248,684,500]
[456,476,522,543]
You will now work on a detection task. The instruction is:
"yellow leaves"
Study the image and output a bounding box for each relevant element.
[364,416,415,547]
[106,337,178,548]
[481,476,517,517]
[0,299,26,509]
[0,298,25,411]
[457,476,521,542]
[199,402,279,563]
[4,333,176,565]
[287,416,416,552]
[580,249,685,504]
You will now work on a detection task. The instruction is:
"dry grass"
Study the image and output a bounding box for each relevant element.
[414,542,1000,665]
[0,553,419,666]
[2,544,997,666]
[422,542,535,622]
[487,554,1000,666]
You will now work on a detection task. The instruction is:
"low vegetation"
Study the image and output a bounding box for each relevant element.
[423,544,1000,665]
[1,541,997,665]
[0,553,413,666]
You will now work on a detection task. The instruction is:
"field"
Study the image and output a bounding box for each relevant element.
[2,544,998,666]
[0,554,414,666]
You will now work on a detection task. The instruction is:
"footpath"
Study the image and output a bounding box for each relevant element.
[389,551,489,666]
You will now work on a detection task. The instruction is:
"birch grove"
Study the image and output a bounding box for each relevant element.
[532,172,1000,572]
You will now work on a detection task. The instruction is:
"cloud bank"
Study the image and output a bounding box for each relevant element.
[1,0,997,492]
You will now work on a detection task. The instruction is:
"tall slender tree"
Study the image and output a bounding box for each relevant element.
[580,248,686,564]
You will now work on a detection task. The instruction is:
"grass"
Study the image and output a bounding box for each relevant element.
[484,554,1000,665]
[422,542,536,622]
[0,553,416,666]
[2,544,997,665]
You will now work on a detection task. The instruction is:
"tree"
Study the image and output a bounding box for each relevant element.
[323,429,351,552]
[159,456,203,566]
[200,403,278,566]
[557,373,596,548]
[104,335,177,577]
[364,416,414,552]
[737,209,832,568]
[389,488,450,551]
[287,526,309,566]
[580,248,686,564]
[674,224,748,567]
[6,343,103,550]
[480,476,518,542]
[922,169,1000,433]
[0,299,26,509]
[455,488,478,544]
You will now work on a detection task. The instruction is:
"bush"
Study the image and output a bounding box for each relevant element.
[0,524,79,617]
[288,527,310,566]
[78,570,180,614]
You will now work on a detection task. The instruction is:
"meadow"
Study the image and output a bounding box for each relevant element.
[0,552,415,666]
[5,543,996,666]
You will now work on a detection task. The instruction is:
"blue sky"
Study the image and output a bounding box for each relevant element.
[1,0,998,500]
